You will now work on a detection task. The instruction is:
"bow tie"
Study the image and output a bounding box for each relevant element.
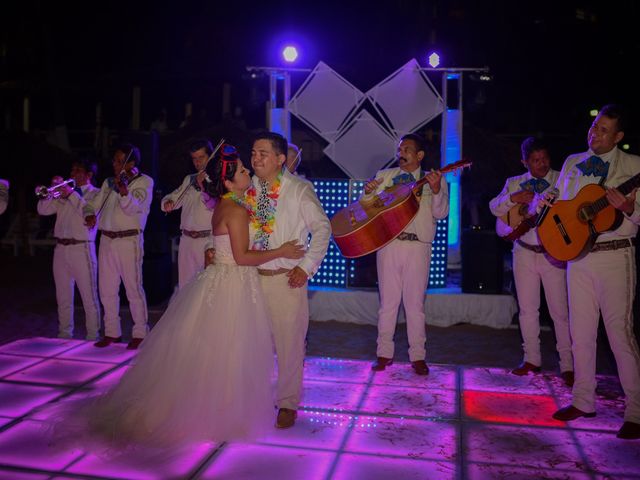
[392,172,415,186]
[576,155,609,177]
[519,178,550,194]
[74,187,83,197]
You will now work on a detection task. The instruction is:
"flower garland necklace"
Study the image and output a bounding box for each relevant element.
[244,172,282,250]
[222,191,250,210]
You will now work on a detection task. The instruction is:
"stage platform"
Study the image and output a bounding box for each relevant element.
[309,286,518,329]
[0,337,637,479]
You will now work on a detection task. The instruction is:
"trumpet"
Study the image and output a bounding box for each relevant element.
[35,178,75,199]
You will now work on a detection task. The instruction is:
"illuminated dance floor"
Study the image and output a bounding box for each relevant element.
[0,337,638,479]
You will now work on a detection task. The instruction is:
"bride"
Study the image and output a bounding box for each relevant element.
[51,145,304,448]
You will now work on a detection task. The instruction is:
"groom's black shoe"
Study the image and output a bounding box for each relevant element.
[371,357,393,372]
[94,336,122,348]
[276,408,297,429]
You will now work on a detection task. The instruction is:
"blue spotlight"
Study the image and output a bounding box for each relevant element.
[282,46,299,63]
[428,52,440,68]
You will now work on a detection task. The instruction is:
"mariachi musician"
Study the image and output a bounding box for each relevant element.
[84,143,153,350]
[161,139,216,288]
[364,133,448,376]
[489,137,573,384]
[36,160,101,340]
[548,105,640,440]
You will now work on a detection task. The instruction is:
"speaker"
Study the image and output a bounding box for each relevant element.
[461,228,503,294]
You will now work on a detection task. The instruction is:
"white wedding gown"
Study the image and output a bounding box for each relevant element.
[51,234,275,448]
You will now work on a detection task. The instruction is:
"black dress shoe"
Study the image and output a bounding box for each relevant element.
[276,408,297,429]
[552,405,596,421]
[371,357,393,371]
[617,421,640,440]
[411,360,430,376]
[126,338,143,350]
[511,361,541,376]
[560,371,575,387]
[93,336,122,348]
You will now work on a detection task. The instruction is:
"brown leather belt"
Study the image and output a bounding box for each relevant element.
[56,238,90,246]
[397,232,419,242]
[591,238,635,252]
[101,229,140,239]
[257,267,290,276]
[517,240,546,254]
[181,229,211,239]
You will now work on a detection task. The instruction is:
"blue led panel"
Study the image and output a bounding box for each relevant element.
[309,179,448,289]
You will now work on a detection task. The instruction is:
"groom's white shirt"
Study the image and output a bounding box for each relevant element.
[251,169,331,276]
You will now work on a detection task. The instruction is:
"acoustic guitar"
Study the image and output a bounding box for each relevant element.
[497,187,559,242]
[330,160,471,258]
[537,173,640,261]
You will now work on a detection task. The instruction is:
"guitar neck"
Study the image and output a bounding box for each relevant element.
[593,172,640,213]
[414,161,469,189]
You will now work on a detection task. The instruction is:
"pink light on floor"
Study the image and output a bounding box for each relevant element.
[201,444,334,479]
[370,364,458,390]
[5,358,116,386]
[463,390,563,427]
[302,380,366,411]
[332,453,456,480]
[0,337,82,357]
[361,385,457,418]
[462,366,553,395]
[0,383,68,417]
[0,420,84,471]
[464,423,582,472]
[57,341,137,364]
[344,416,458,460]
[0,472,53,480]
[260,410,349,449]
[0,353,42,377]
[67,442,216,480]
[303,357,372,383]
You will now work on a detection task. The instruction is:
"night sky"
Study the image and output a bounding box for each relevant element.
[2,1,640,150]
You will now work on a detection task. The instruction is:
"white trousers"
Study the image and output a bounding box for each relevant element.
[53,243,101,340]
[98,235,148,339]
[260,273,309,411]
[178,235,212,288]
[376,240,431,362]
[512,244,573,371]
[568,246,640,422]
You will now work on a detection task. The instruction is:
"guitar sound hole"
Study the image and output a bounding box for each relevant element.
[578,203,594,223]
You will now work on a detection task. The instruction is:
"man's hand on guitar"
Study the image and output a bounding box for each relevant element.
[363,178,383,195]
[606,187,637,215]
[425,170,442,194]
[510,190,535,204]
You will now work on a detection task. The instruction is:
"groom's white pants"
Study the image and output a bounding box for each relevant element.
[259,273,309,411]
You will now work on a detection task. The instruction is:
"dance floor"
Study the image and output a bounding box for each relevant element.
[0,338,638,479]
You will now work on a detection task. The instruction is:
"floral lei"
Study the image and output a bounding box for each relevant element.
[221,191,250,210]
[244,173,282,250]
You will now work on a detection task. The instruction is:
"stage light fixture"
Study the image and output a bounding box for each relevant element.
[428,52,440,68]
[282,46,299,63]
[590,109,598,117]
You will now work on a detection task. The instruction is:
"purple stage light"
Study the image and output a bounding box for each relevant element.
[282,45,299,63]
[428,52,440,68]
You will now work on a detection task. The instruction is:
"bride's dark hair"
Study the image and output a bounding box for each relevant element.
[203,144,240,198]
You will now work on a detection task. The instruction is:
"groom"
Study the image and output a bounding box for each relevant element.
[250,132,331,428]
